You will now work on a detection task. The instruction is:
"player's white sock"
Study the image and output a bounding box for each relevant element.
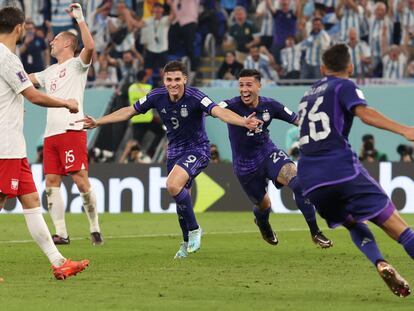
[23,207,65,267]
[46,187,68,238]
[81,189,100,233]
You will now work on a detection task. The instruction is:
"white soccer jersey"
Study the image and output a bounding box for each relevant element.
[382,53,407,79]
[34,57,89,138]
[0,43,33,159]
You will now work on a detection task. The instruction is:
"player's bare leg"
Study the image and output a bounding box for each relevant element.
[45,174,70,244]
[18,192,89,279]
[254,194,278,245]
[277,163,332,248]
[167,165,201,256]
[72,169,102,245]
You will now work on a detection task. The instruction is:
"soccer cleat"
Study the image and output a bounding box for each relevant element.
[187,227,202,253]
[90,232,104,246]
[377,261,411,297]
[174,242,189,259]
[312,231,333,248]
[52,234,70,245]
[254,218,278,245]
[52,259,89,280]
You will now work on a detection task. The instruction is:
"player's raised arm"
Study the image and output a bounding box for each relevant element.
[353,105,414,141]
[210,105,262,130]
[78,106,138,129]
[67,3,94,64]
[21,86,78,113]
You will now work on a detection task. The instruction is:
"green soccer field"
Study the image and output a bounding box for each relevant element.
[0,212,413,311]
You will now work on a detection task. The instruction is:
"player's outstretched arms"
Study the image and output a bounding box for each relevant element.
[77,106,138,129]
[211,106,262,130]
[21,86,78,113]
[354,105,414,140]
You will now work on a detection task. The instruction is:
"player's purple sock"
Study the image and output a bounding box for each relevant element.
[174,188,199,231]
[288,177,318,234]
[177,214,189,242]
[253,206,270,224]
[348,223,384,265]
[398,227,414,259]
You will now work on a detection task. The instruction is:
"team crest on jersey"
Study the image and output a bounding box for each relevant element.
[16,71,27,83]
[180,105,188,118]
[262,111,270,122]
[59,68,66,78]
[11,179,19,191]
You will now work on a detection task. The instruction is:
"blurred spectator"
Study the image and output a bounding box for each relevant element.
[48,0,74,35]
[108,2,139,58]
[407,60,414,77]
[369,2,393,77]
[266,0,300,64]
[210,144,221,163]
[140,2,173,83]
[119,140,152,163]
[244,45,278,82]
[90,1,112,54]
[25,1,46,27]
[401,0,414,61]
[256,0,274,50]
[143,0,166,18]
[128,70,165,157]
[280,35,301,79]
[301,17,331,79]
[381,23,408,79]
[336,0,362,42]
[359,134,388,162]
[347,27,371,78]
[0,0,24,11]
[168,0,200,73]
[221,0,237,15]
[397,144,413,162]
[94,52,119,87]
[108,50,143,94]
[19,20,50,74]
[217,51,243,80]
[224,6,260,63]
[90,147,115,163]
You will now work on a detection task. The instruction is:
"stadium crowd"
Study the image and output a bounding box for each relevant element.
[3,0,414,162]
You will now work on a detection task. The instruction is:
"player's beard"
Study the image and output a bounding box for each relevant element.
[16,30,25,45]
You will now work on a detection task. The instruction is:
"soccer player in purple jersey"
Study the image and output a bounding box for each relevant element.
[219,69,332,248]
[80,61,261,258]
[297,44,414,297]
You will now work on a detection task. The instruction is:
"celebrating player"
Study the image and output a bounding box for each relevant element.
[219,69,332,248]
[0,6,88,279]
[79,61,261,258]
[297,44,414,297]
[28,4,103,245]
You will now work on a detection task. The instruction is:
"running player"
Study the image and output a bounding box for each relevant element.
[0,6,88,279]
[79,61,261,258]
[29,4,103,245]
[297,43,414,297]
[219,69,332,248]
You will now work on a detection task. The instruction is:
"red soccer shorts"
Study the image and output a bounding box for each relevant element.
[43,131,88,175]
[0,158,37,198]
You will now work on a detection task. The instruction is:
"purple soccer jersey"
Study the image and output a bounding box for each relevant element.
[221,96,297,176]
[297,76,367,195]
[134,86,217,159]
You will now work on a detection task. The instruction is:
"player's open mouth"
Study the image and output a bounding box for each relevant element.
[242,94,251,101]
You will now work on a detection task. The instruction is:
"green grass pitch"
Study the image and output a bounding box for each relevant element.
[0,212,413,311]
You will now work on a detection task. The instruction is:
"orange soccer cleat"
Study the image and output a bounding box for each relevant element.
[52,259,89,280]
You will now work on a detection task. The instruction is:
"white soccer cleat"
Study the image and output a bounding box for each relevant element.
[174,242,189,259]
[187,227,202,253]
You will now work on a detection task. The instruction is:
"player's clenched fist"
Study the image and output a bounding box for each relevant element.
[66,3,84,23]
[64,99,79,113]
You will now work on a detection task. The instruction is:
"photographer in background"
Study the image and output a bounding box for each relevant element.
[397,144,413,162]
[359,134,388,162]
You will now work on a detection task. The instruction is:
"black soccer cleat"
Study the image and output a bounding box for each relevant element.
[312,231,333,248]
[254,218,278,245]
[52,234,70,245]
[90,232,104,246]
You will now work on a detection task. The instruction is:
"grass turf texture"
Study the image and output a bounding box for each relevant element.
[0,213,413,311]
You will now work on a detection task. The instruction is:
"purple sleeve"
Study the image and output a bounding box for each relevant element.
[272,100,298,124]
[339,81,367,113]
[197,93,218,115]
[133,93,154,114]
